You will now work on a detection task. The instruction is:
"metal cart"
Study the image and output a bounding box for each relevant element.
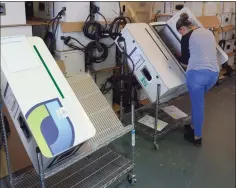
[122,84,192,150]
[0,73,137,188]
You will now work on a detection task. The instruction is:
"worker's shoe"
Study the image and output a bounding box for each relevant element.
[184,132,202,147]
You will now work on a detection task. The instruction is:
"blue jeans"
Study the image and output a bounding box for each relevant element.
[186,69,219,137]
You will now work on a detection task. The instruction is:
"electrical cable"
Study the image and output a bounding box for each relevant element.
[44,8,66,55]
[97,11,108,30]
[83,3,108,41]
[118,1,122,16]
[85,41,109,64]
[108,16,131,40]
[153,10,161,22]
[107,42,115,48]
[102,35,136,106]
[218,26,226,50]
[218,15,226,50]
[61,36,85,51]
[83,19,105,40]
[117,36,135,75]
[61,35,109,65]
[69,37,86,48]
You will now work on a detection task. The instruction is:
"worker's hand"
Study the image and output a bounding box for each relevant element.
[171,49,181,57]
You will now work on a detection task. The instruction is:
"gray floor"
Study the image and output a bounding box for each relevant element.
[1,77,236,188]
[113,76,236,188]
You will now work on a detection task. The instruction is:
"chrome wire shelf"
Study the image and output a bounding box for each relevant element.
[123,93,191,141]
[10,147,134,188]
[1,73,135,188]
[42,74,134,178]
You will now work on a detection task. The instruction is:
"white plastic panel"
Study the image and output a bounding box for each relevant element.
[94,2,120,22]
[223,2,232,13]
[225,30,234,40]
[1,36,96,173]
[232,2,236,13]
[0,26,32,37]
[1,2,26,25]
[54,50,85,77]
[218,13,232,27]
[228,55,235,66]
[55,27,116,71]
[224,39,234,54]
[203,2,218,16]
[231,13,236,26]
[164,2,174,14]
[184,2,203,17]
[54,2,90,22]
[216,2,224,14]
[116,23,186,103]
[116,27,167,103]
[1,37,41,73]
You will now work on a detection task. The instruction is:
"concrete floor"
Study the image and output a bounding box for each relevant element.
[113,76,236,188]
[0,77,235,188]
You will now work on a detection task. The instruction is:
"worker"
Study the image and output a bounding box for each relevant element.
[176,13,219,147]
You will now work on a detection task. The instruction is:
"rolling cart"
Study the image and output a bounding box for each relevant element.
[1,73,137,188]
[122,84,192,151]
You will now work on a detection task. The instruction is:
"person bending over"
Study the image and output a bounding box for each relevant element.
[176,13,219,147]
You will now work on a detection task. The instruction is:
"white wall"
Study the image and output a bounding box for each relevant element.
[54,2,90,22]
[1,2,26,25]
[94,2,120,21]
[1,26,32,37]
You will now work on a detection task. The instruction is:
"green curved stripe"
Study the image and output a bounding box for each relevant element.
[27,105,52,158]
[33,45,64,99]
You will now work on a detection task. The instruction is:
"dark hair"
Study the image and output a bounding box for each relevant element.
[176,13,192,31]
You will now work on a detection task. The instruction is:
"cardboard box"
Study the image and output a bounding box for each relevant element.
[197,16,220,29]
[0,104,32,178]
[56,60,66,76]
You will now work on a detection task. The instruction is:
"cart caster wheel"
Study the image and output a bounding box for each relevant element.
[127,173,136,185]
[154,144,159,150]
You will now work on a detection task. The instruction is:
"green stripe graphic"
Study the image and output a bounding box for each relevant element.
[33,45,64,99]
